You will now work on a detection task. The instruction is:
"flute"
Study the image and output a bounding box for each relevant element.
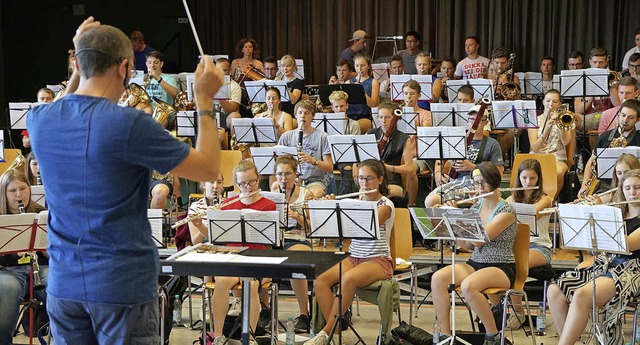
[539,188,619,214]
[171,190,261,228]
[453,186,539,195]
[335,189,378,200]
[457,191,495,204]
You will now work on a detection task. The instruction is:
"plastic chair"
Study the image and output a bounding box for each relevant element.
[220,150,243,192]
[389,208,417,322]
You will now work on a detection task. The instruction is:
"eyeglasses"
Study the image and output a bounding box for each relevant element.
[275,172,294,178]
[629,64,640,70]
[237,179,258,188]
[358,176,378,183]
[472,180,488,188]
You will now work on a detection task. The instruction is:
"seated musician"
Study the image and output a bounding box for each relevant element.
[359,102,415,198]
[278,100,333,198]
[431,56,458,103]
[215,58,243,133]
[378,55,405,101]
[414,52,433,111]
[26,152,41,186]
[263,56,278,80]
[329,90,361,195]
[598,76,640,134]
[504,159,553,330]
[627,53,640,81]
[0,169,48,345]
[269,156,314,333]
[528,89,573,194]
[255,86,294,140]
[548,168,640,345]
[585,154,640,205]
[430,162,516,345]
[209,160,276,345]
[400,80,432,206]
[346,53,380,134]
[328,59,353,85]
[276,54,304,118]
[36,87,55,103]
[487,47,521,155]
[230,38,265,78]
[149,170,179,210]
[424,106,504,207]
[578,99,640,198]
[305,159,395,345]
[144,51,179,105]
[187,172,225,246]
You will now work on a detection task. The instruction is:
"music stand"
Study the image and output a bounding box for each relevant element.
[306,198,379,344]
[411,207,487,345]
[397,107,419,135]
[328,134,380,164]
[416,126,466,199]
[312,113,347,136]
[148,209,166,248]
[389,75,433,102]
[249,145,299,176]
[0,212,47,344]
[521,72,543,97]
[491,100,538,162]
[207,209,281,247]
[317,84,366,109]
[245,80,290,103]
[186,74,232,101]
[508,202,538,238]
[557,203,628,344]
[445,79,495,103]
[595,147,640,180]
[560,68,610,160]
[9,102,38,130]
[232,118,278,146]
[430,103,474,127]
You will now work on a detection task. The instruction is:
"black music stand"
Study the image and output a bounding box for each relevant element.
[317,85,366,109]
[430,103,474,128]
[206,209,281,345]
[232,118,278,146]
[412,207,486,345]
[328,134,380,164]
[249,146,299,176]
[491,100,539,162]
[312,113,347,136]
[521,72,543,97]
[560,68,609,162]
[445,79,495,103]
[245,80,290,103]
[557,203,628,345]
[306,199,379,344]
[389,75,433,102]
[416,126,466,201]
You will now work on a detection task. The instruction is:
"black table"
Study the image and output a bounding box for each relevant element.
[161,249,349,345]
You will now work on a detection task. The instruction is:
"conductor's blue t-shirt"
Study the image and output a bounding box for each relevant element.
[27,94,190,304]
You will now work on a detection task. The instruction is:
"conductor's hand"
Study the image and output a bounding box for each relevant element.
[73,17,101,47]
[194,55,224,110]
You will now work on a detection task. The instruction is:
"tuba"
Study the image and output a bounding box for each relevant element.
[553,105,577,131]
[122,83,152,111]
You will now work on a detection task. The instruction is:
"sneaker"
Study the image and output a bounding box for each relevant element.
[483,332,502,345]
[294,314,310,333]
[228,297,241,317]
[304,330,330,345]
[505,310,526,330]
[213,335,228,345]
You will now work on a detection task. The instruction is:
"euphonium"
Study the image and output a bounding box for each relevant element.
[500,53,522,100]
[123,83,152,110]
[152,97,177,128]
[554,105,577,131]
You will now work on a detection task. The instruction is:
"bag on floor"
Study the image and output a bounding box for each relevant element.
[391,321,432,345]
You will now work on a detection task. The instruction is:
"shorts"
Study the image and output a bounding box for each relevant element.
[150,179,173,197]
[413,158,429,174]
[305,180,328,193]
[530,243,552,266]
[347,256,394,279]
[467,259,516,288]
[346,113,373,121]
[283,238,312,250]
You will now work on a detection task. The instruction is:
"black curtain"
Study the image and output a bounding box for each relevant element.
[192,0,640,85]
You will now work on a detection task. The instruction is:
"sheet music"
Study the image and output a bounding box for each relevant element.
[595,147,640,179]
[33,211,48,251]
[397,107,418,134]
[509,202,538,236]
[208,209,243,243]
[207,209,280,246]
[0,213,38,254]
[46,84,62,93]
[245,80,289,103]
[9,102,39,129]
[177,251,287,264]
[389,75,433,101]
[186,74,231,100]
[243,210,281,246]
[559,204,627,254]
[410,207,454,240]
[372,63,390,84]
[147,208,164,248]
[232,118,277,144]
[441,208,487,242]
[250,145,300,175]
[522,72,543,95]
[560,68,609,97]
[552,74,561,91]
[430,103,474,127]
[491,100,539,129]
[446,79,494,103]
[312,113,347,135]
[307,199,379,239]
[328,134,380,163]
[416,126,466,160]
[307,200,340,237]
[0,131,5,162]
[371,107,381,128]
[176,110,196,137]
[259,191,287,229]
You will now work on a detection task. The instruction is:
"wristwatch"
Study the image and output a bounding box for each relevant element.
[198,110,217,119]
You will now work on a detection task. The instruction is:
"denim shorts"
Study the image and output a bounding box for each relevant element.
[530,243,552,266]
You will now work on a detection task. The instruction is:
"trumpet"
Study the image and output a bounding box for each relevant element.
[171,190,261,229]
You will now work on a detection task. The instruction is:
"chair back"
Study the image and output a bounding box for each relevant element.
[220,150,243,192]
[513,223,531,290]
[390,208,412,269]
[509,153,558,201]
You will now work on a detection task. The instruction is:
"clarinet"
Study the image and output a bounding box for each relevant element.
[297,121,306,187]
[36,172,42,185]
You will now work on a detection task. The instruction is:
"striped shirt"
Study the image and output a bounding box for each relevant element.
[348,197,395,259]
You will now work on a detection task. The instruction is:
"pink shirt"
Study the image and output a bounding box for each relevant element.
[598,106,620,134]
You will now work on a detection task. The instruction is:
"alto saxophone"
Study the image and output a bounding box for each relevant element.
[579,124,628,199]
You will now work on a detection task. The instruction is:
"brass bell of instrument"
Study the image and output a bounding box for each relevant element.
[6,154,26,173]
[554,105,577,131]
[609,70,621,88]
[173,90,195,111]
[251,103,268,116]
[152,97,177,128]
[125,83,152,110]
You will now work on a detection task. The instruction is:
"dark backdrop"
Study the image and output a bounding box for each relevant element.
[1,0,639,132]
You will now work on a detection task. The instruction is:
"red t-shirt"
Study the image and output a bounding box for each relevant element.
[221,195,277,249]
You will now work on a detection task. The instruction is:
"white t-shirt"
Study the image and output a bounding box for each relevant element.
[622,46,640,69]
[454,56,490,79]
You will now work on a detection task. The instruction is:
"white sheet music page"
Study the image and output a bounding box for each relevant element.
[242,210,280,245]
[389,75,412,101]
[559,204,627,253]
[312,112,346,135]
[34,211,48,251]
[339,199,379,239]
[307,200,340,238]
[147,209,163,247]
[595,147,640,179]
[509,202,538,236]
[258,192,286,229]
[584,68,610,97]
[250,145,299,175]
[0,213,38,254]
[328,134,380,163]
[397,107,418,134]
[9,102,37,129]
[207,210,243,243]
[417,126,466,160]
[176,110,197,137]
[431,103,473,127]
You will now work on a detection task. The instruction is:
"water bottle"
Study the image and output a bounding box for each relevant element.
[433,317,441,344]
[535,302,546,336]
[173,295,182,325]
[286,316,295,345]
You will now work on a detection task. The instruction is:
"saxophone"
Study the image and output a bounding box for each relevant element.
[579,124,628,199]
